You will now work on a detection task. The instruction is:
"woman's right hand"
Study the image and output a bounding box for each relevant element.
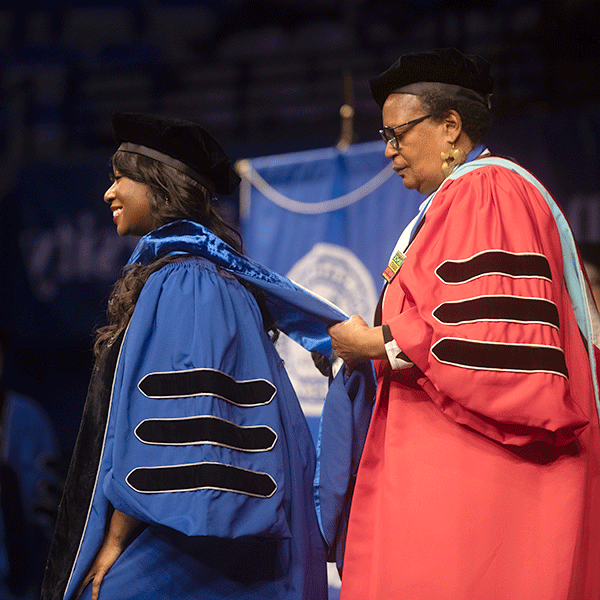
[74,539,125,600]
[75,507,142,600]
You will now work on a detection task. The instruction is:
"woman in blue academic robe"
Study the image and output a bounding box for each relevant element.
[40,112,340,600]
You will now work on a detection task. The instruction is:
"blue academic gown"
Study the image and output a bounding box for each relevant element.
[42,220,370,600]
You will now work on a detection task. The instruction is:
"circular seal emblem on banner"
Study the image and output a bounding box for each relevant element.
[276,242,378,416]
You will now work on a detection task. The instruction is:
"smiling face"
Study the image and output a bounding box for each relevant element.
[104,169,158,236]
[382,93,456,195]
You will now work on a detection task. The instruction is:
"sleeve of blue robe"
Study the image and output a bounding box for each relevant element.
[101,257,298,540]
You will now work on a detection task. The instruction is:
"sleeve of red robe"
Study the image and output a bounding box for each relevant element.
[384,164,589,446]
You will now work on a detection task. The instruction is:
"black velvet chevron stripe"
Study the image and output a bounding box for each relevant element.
[138,369,276,406]
[127,462,277,497]
[433,296,559,327]
[135,416,277,452]
[436,251,552,283]
[432,338,568,377]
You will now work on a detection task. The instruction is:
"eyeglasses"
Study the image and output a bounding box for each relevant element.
[379,114,431,149]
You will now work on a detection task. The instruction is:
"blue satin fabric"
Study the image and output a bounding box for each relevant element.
[127,220,347,356]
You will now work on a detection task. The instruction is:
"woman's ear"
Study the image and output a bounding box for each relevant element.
[444,110,463,144]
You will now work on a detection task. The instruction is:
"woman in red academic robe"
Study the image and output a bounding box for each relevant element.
[328,48,600,600]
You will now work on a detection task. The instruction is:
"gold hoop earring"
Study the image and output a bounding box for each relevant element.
[441,145,466,178]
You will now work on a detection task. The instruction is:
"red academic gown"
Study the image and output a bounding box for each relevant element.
[340,160,600,600]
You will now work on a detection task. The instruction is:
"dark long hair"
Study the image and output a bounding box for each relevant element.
[111,150,243,251]
[94,151,277,358]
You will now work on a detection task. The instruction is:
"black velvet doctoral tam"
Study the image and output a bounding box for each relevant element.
[112,112,241,195]
[369,47,494,109]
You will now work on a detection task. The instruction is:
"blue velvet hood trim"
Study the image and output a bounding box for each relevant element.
[127,220,347,356]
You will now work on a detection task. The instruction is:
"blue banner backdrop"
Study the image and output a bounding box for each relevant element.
[238,140,425,419]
